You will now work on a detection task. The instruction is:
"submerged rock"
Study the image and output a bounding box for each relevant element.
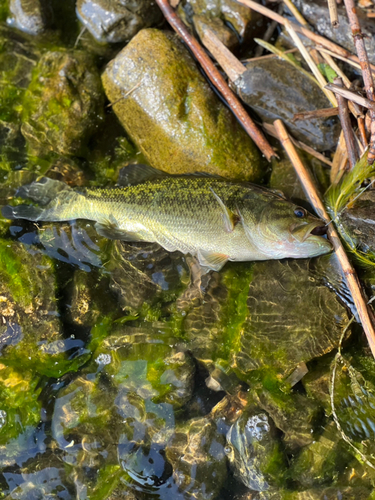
[21,50,104,156]
[225,409,283,492]
[165,417,227,500]
[76,0,163,44]
[234,58,340,150]
[290,0,375,64]
[102,28,263,181]
[8,0,51,35]
[231,256,349,378]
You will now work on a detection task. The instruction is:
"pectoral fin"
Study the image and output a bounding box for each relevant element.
[209,187,240,233]
[197,249,228,272]
[95,220,147,242]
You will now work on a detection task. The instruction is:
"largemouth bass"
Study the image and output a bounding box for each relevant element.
[2,164,331,271]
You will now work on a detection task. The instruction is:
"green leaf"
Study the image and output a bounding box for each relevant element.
[318,63,338,83]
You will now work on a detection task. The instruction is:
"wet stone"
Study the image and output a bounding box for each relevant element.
[234,58,340,150]
[290,0,375,64]
[21,50,104,156]
[76,0,163,44]
[193,14,238,51]
[102,28,263,181]
[8,0,51,35]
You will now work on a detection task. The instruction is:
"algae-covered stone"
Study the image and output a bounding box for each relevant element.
[0,239,86,377]
[231,257,348,378]
[234,58,340,150]
[22,50,104,156]
[180,0,263,43]
[102,29,263,181]
[193,14,238,51]
[76,0,163,44]
[165,417,227,500]
[8,0,51,35]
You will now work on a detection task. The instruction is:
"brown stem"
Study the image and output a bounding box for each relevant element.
[358,116,369,147]
[155,0,276,162]
[325,83,375,111]
[293,107,339,121]
[343,0,375,163]
[235,0,375,72]
[327,0,339,27]
[334,77,359,170]
[274,119,375,360]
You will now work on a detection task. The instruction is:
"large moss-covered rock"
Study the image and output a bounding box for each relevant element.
[234,58,340,150]
[102,29,263,181]
[76,0,163,44]
[21,50,104,156]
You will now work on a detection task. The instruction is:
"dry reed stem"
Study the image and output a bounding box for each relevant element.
[331,130,349,184]
[242,48,298,63]
[343,0,375,163]
[318,47,375,75]
[285,20,338,106]
[326,83,375,111]
[282,0,308,25]
[327,0,339,27]
[262,122,333,167]
[334,77,359,169]
[155,0,276,162]
[274,119,375,360]
[235,0,375,72]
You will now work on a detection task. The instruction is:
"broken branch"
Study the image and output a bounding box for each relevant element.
[155,0,276,162]
[274,119,375,360]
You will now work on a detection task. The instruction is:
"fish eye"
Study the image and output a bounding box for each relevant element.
[294,207,306,218]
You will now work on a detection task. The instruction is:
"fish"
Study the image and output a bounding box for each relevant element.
[1,164,332,271]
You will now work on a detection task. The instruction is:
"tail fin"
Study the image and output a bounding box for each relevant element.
[18,178,71,206]
[3,178,85,223]
[2,204,44,221]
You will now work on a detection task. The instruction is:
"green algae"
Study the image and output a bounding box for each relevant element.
[0,364,42,445]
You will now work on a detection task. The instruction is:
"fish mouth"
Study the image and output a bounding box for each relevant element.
[291,221,327,242]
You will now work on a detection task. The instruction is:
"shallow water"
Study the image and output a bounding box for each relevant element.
[1,3,375,499]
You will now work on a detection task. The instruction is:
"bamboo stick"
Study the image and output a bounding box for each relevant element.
[155,0,276,162]
[274,119,375,360]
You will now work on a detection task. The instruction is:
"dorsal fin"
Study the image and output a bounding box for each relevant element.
[117,164,169,186]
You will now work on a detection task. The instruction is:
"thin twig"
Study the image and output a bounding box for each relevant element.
[331,130,349,184]
[155,0,276,162]
[326,83,375,111]
[293,107,339,121]
[285,20,337,107]
[235,0,375,72]
[262,122,333,167]
[327,0,339,27]
[343,0,375,164]
[254,3,283,58]
[274,119,375,360]
[358,117,369,147]
[106,81,142,108]
[334,77,359,170]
